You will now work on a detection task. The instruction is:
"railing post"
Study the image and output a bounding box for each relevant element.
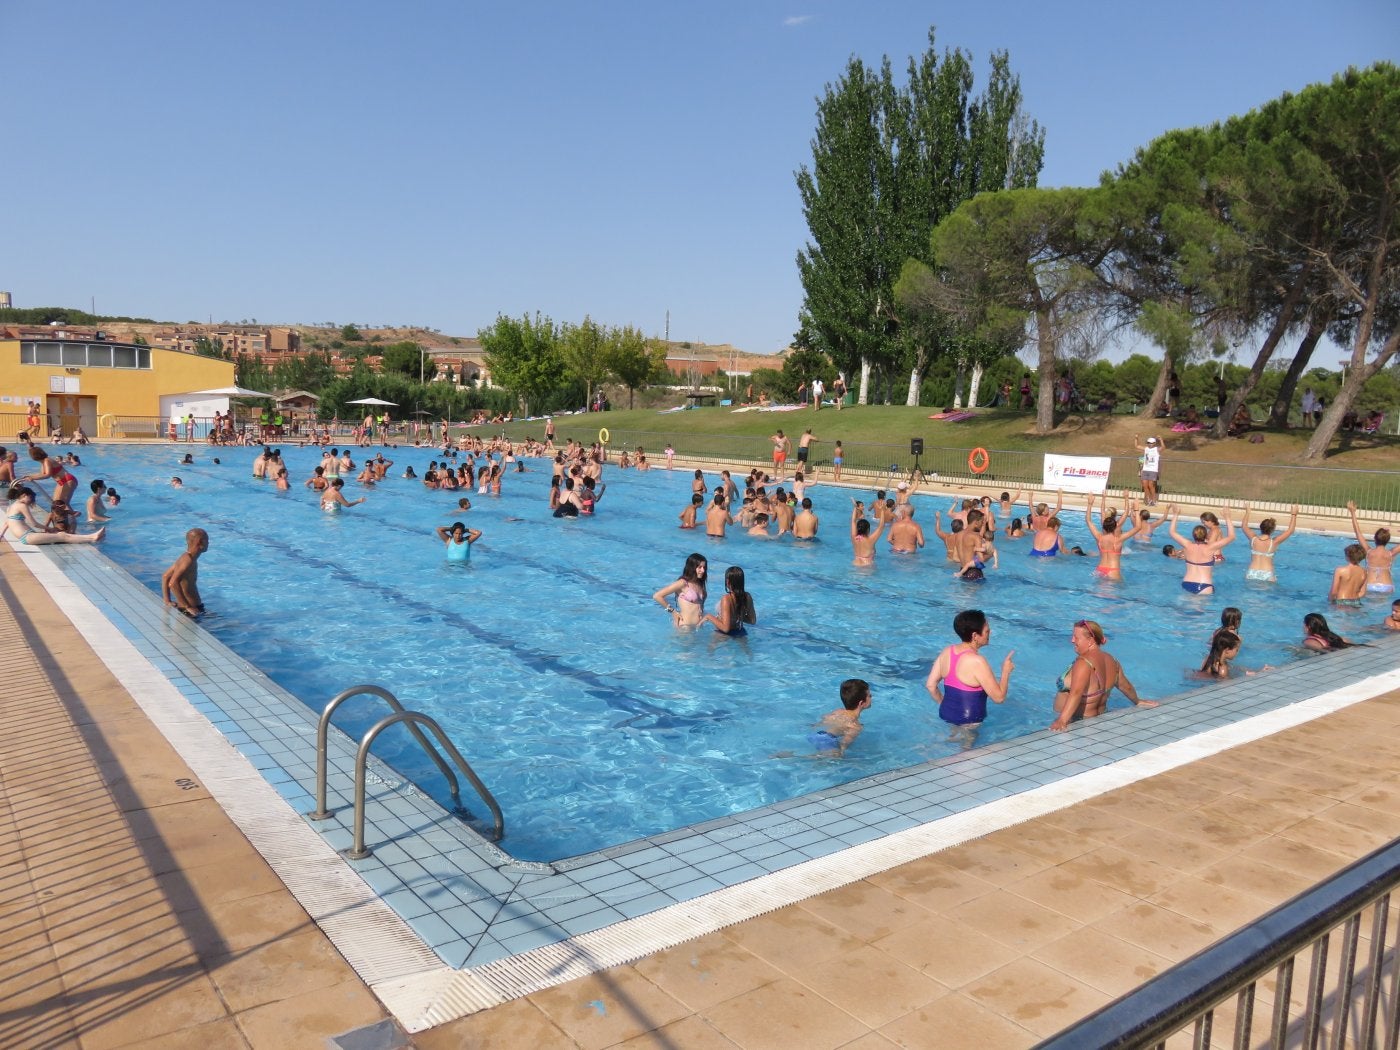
[309,684,463,820]
[348,710,504,860]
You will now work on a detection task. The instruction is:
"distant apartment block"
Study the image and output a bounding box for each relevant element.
[145,325,301,357]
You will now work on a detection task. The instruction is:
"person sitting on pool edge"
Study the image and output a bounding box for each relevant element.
[925,609,1014,750]
[435,521,481,563]
[4,487,105,545]
[807,678,872,758]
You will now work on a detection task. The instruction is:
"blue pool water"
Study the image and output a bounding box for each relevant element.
[54,443,1386,860]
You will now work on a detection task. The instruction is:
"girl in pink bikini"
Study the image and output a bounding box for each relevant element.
[1084,493,1141,580]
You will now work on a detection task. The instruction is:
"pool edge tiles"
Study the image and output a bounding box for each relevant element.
[13,542,1400,1033]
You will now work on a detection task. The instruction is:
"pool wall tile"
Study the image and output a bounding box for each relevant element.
[34,538,1400,999]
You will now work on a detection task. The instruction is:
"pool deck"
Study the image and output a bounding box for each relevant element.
[4,540,1400,1048]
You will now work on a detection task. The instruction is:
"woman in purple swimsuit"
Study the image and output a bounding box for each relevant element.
[925,609,1014,749]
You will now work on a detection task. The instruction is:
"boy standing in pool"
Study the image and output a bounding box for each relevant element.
[1329,544,1368,607]
[809,679,872,757]
[162,528,209,618]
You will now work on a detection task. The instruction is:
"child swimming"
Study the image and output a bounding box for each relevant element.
[806,679,872,758]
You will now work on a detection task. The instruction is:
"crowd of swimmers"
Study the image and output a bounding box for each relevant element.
[8,425,1399,762]
[1,436,109,546]
[645,457,1399,753]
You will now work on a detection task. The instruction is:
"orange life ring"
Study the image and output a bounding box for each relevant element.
[968,447,990,474]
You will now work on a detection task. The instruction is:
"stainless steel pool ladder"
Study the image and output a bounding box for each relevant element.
[308,684,505,858]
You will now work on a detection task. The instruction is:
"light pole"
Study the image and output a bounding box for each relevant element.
[418,344,426,386]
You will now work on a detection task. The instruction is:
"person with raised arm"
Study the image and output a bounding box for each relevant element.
[1242,504,1299,583]
[1085,492,1140,580]
[850,500,886,566]
[1028,491,1063,532]
[1347,500,1395,594]
[1133,434,1163,505]
[926,608,1014,749]
[1168,505,1236,594]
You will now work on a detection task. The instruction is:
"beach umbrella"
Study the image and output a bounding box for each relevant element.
[347,397,399,406]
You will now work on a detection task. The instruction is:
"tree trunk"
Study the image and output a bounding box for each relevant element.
[1268,319,1324,427]
[1300,329,1400,460]
[1209,278,1304,438]
[858,356,871,405]
[1034,306,1057,434]
[968,362,985,408]
[952,363,966,410]
[1139,355,1172,419]
[905,366,922,407]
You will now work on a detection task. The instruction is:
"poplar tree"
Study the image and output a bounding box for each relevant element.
[797,29,1043,407]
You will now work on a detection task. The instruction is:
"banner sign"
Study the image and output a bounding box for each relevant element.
[1043,453,1111,494]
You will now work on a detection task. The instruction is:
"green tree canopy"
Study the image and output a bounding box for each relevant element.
[796,28,1043,406]
[479,313,566,416]
[923,186,1103,432]
[606,326,667,409]
[379,341,436,381]
[559,317,611,406]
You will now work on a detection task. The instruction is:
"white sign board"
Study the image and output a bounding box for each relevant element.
[1043,453,1112,494]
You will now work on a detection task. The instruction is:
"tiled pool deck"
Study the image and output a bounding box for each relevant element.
[5,537,1400,1048]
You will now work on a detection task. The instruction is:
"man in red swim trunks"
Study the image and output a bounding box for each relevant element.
[771,429,790,472]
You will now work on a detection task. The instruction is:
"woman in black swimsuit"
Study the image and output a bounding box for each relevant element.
[703,566,757,637]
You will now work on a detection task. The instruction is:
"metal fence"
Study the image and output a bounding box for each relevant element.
[543,425,1400,516]
[1034,836,1400,1050]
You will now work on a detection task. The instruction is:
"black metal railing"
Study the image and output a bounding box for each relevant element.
[1034,837,1400,1049]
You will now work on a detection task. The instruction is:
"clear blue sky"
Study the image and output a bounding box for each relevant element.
[8,1,1396,357]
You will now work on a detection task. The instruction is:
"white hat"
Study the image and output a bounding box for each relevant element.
[1146,437,1159,445]
[897,481,909,490]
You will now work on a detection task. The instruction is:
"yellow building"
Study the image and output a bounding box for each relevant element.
[0,329,235,439]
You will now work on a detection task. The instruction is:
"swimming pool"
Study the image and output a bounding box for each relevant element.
[63,443,1385,860]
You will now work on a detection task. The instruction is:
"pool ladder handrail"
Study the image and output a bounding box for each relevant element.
[308,685,505,858]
